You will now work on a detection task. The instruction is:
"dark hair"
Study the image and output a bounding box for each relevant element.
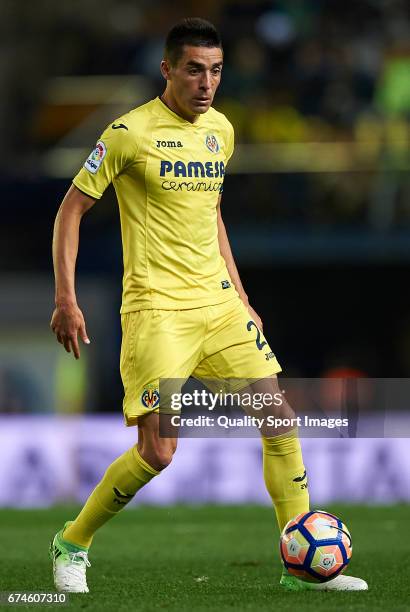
[165,18,222,66]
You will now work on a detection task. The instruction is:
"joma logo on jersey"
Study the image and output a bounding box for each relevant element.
[160,160,225,178]
[141,388,160,409]
[156,140,183,148]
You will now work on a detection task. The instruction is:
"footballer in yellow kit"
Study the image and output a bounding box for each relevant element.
[50,17,366,595]
[73,96,281,425]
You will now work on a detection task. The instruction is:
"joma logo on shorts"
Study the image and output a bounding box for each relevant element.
[156,140,183,148]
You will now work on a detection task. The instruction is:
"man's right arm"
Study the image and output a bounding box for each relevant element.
[50,184,96,359]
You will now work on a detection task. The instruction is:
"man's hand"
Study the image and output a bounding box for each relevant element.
[246,303,263,331]
[50,303,90,359]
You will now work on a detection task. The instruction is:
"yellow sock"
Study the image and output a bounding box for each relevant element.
[262,429,309,532]
[63,446,159,548]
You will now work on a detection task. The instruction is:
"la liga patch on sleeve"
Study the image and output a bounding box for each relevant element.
[84,140,107,174]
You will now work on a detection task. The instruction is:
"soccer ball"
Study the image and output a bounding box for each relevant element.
[280,510,352,583]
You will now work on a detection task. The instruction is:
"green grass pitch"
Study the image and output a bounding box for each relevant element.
[0,504,409,611]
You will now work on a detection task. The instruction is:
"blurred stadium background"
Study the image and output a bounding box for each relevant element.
[0,0,409,508]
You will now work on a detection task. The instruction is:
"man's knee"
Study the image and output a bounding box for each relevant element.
[152,443,176,470]
[137,412,178,471]
[138,438,177,471]
[245,378,295,418]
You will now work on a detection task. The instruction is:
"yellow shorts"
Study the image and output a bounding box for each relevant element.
[120,297,282,425]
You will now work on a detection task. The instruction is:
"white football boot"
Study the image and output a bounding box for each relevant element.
[49,522,91,593]
[280,570,368,591]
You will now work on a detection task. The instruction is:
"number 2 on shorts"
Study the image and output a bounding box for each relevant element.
[247,320,268,351]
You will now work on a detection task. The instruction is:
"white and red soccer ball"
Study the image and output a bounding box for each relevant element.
[280,510,352,583]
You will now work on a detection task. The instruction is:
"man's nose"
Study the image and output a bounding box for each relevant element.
[199,71,212,90]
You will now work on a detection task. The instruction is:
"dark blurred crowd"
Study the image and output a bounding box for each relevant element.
[0,0,407,230]
[1,0,409,165]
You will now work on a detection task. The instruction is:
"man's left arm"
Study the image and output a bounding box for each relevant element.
[217,196,263,330]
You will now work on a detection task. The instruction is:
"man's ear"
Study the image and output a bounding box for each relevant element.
[160,59,171,80]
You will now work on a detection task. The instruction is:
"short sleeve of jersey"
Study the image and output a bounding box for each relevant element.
[73,121,138,199]
[224,121,235,166]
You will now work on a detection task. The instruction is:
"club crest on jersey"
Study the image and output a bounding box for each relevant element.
[141,387,160,409]
[205,134,219,153]
[84,140,106,174]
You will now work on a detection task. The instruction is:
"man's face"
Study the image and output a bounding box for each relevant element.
[162,45,223,118]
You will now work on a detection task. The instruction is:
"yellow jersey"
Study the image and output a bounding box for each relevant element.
[73,97,236,312]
